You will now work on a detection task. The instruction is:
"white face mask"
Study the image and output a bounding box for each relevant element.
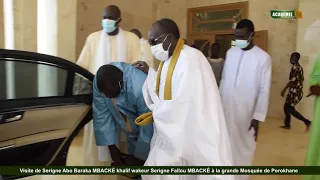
[102,19,118,33]
[150,34,172,61]
[235,33,253,49]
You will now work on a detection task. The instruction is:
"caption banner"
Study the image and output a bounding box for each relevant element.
[0,166,319,175]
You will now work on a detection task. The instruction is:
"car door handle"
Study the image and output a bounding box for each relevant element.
[5,115,22,122]
[0,111,24,124]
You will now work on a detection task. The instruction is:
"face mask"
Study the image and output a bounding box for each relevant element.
[102,19,118,33]
[235,33,253,49]
[290,59,295,65]
[151,34,172,61]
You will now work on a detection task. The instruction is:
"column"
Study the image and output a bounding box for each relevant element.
[3,0,15,99]
[37,0,58,97]
[0,0,4,48]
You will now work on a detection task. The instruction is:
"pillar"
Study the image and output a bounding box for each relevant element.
[37,0,58,97]
[0,0,4,48]
[3,0,15,99]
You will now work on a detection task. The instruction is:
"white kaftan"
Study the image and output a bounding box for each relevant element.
[76,29,141,180]
[219,46,272,180]
[142,45,234,180]
[207,57,225,86]
[140,38,155,68]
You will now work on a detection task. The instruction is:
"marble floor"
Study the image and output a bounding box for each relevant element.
[22,118,311,180]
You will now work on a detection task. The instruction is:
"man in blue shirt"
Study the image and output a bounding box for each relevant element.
[93,62,153,167]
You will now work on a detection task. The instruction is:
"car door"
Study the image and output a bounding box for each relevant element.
[0,49,94,179]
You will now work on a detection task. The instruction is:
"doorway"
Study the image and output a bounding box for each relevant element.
[187,2,268,58]
[215,34,233,59]
[188,34,233,59]
[187,35,214,57]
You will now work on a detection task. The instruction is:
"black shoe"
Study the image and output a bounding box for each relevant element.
[280,126,291,130]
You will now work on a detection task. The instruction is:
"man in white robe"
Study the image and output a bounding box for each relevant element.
[219,19,272,180]
[133,18,234,180]
[207,43,225,86]
[130,29,155,68]
[76,5,141,180]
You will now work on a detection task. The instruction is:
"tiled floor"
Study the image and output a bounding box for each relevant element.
[23,118,311,180]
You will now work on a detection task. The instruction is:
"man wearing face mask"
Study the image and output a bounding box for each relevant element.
[75,5,141,179]
[219,19,272,180]
[133,18,234,180]
[93,62,153,179]
[280,52,311,130]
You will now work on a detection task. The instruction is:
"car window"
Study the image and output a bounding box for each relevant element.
[73,73,92,95]
[0,59,92,100]
[0,60,67,100]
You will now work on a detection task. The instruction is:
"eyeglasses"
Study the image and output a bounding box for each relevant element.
[149,34,167,46]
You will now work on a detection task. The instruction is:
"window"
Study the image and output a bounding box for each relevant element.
[188,2,248,35]
[194,21,235,32]
[73,73,92,95]
[0,59,92,100]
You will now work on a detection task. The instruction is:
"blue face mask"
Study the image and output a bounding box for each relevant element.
[235,33,253,49]
[102,19,118,33]
[235,40,249,49]
[290,59,295,65]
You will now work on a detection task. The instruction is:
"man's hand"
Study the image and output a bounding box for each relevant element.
[108,145,127,166]
[248,119,259,141]
[133,61,149,74]
[281,82,292,97]
[310,85,320,96]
